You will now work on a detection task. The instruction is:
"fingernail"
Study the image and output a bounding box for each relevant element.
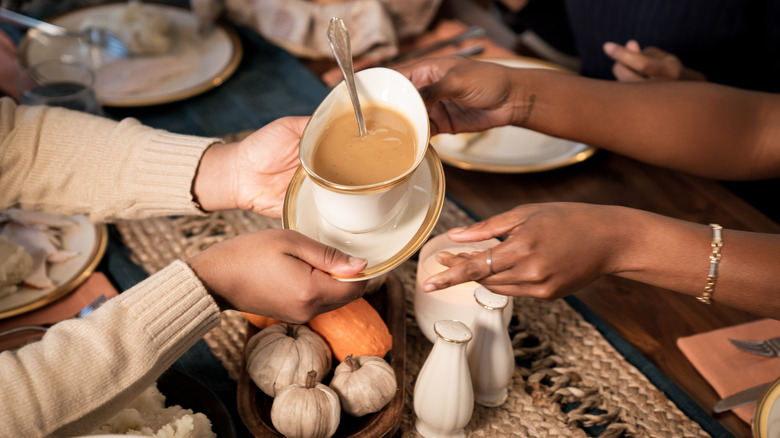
[449,226,466,234]
[603,42,616,55]
[348,256,367,266]
[422,283,436,292]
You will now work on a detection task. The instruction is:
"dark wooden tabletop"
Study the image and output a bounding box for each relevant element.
[441,148,778,437]
[304,11,771,434]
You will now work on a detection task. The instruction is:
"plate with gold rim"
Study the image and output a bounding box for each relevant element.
[283,147,445,281]
[753,376,780,437]
[0,214,108,319]
[430,57,597,173]
[19,2,242,107]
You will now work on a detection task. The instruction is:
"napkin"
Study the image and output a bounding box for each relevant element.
[192,0,442,61]
[677,318,780,423]
[0,273,118,351]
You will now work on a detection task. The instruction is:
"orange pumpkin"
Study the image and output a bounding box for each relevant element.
[242,312,283,329]
[307,298,392,362]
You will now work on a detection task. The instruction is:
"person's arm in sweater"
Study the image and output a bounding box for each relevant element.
[0,98,368,436]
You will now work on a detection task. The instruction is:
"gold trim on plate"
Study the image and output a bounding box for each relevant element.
[753,377,780,437]
[102,22,242,108]
[0,222,108,319]
[433,56,598,174]
[18,2,244,107]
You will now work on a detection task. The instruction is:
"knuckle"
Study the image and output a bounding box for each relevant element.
[288,288,319,321]
[322,245,341,264]
[528,284,557,301]
[462,260,487,280]
[522,261,550,284]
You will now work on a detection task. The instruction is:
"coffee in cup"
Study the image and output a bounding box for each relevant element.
[311,105,417,186]
[299,67,430,234]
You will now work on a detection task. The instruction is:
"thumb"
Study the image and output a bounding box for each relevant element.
[417,83,442,106]
[289,235,367,276]
[417,74,464,106]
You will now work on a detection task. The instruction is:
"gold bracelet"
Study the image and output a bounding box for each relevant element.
[697,224,723,304]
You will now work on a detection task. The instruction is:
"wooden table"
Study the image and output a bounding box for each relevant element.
[304,17,772,432]
[440,149,778,437]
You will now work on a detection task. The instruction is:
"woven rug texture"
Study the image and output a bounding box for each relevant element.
[115,196,709,438]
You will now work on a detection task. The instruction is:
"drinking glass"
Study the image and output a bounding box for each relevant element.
[17,59,102,115]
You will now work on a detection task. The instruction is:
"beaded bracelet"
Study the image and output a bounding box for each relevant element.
[697,224,723,304]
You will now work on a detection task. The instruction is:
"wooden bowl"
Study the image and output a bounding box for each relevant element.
[237,271,406,437]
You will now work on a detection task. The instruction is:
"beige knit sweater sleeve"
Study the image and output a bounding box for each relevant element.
[0,98,226,436]
[0,261,222,437]
[0,97,219,221]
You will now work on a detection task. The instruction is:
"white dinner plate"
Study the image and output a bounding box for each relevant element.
[430,57,597,173]
[753,377,780,437]
[0,214,107,319]
[19,2,242,107]
[283,147,445,281]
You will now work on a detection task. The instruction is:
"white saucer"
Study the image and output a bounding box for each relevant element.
[283,148,445,281]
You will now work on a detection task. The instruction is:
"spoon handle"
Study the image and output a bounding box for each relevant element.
[327,17,368,137]
[0,8,68,36]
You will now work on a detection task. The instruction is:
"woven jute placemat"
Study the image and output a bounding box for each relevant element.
[115,196,710,438]
[112,130,710,438]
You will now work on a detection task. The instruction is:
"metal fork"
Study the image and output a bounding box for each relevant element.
[728,336,780,357]
[0,8,129,58]
[0,294,107,338]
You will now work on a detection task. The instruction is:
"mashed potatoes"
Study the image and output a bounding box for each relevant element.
[89,383,216,438]
[80,0,171,56]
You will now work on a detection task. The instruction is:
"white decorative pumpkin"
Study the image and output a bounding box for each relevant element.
[329,355,396,416]
[245,323,331,397]
[271,370,341,438]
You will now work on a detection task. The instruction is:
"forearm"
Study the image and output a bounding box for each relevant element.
[0,261,220,437]
[512,70,780,180]
[0,98,219,221]
[611,208,780,318]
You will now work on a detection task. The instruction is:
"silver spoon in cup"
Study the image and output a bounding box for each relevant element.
[326,17,367,137]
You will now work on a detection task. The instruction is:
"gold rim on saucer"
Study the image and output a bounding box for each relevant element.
[283,147,445,281]
[753,377,780,437]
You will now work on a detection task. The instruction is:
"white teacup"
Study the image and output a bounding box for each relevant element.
[299,67,430,234]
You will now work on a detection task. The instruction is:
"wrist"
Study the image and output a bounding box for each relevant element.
[192,142,238,211]
[598,205,654,275]
[187,248,234,311]
[508,69,554,127]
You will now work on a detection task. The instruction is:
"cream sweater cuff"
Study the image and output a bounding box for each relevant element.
[93,120,221,221]
[115,260,221,367]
